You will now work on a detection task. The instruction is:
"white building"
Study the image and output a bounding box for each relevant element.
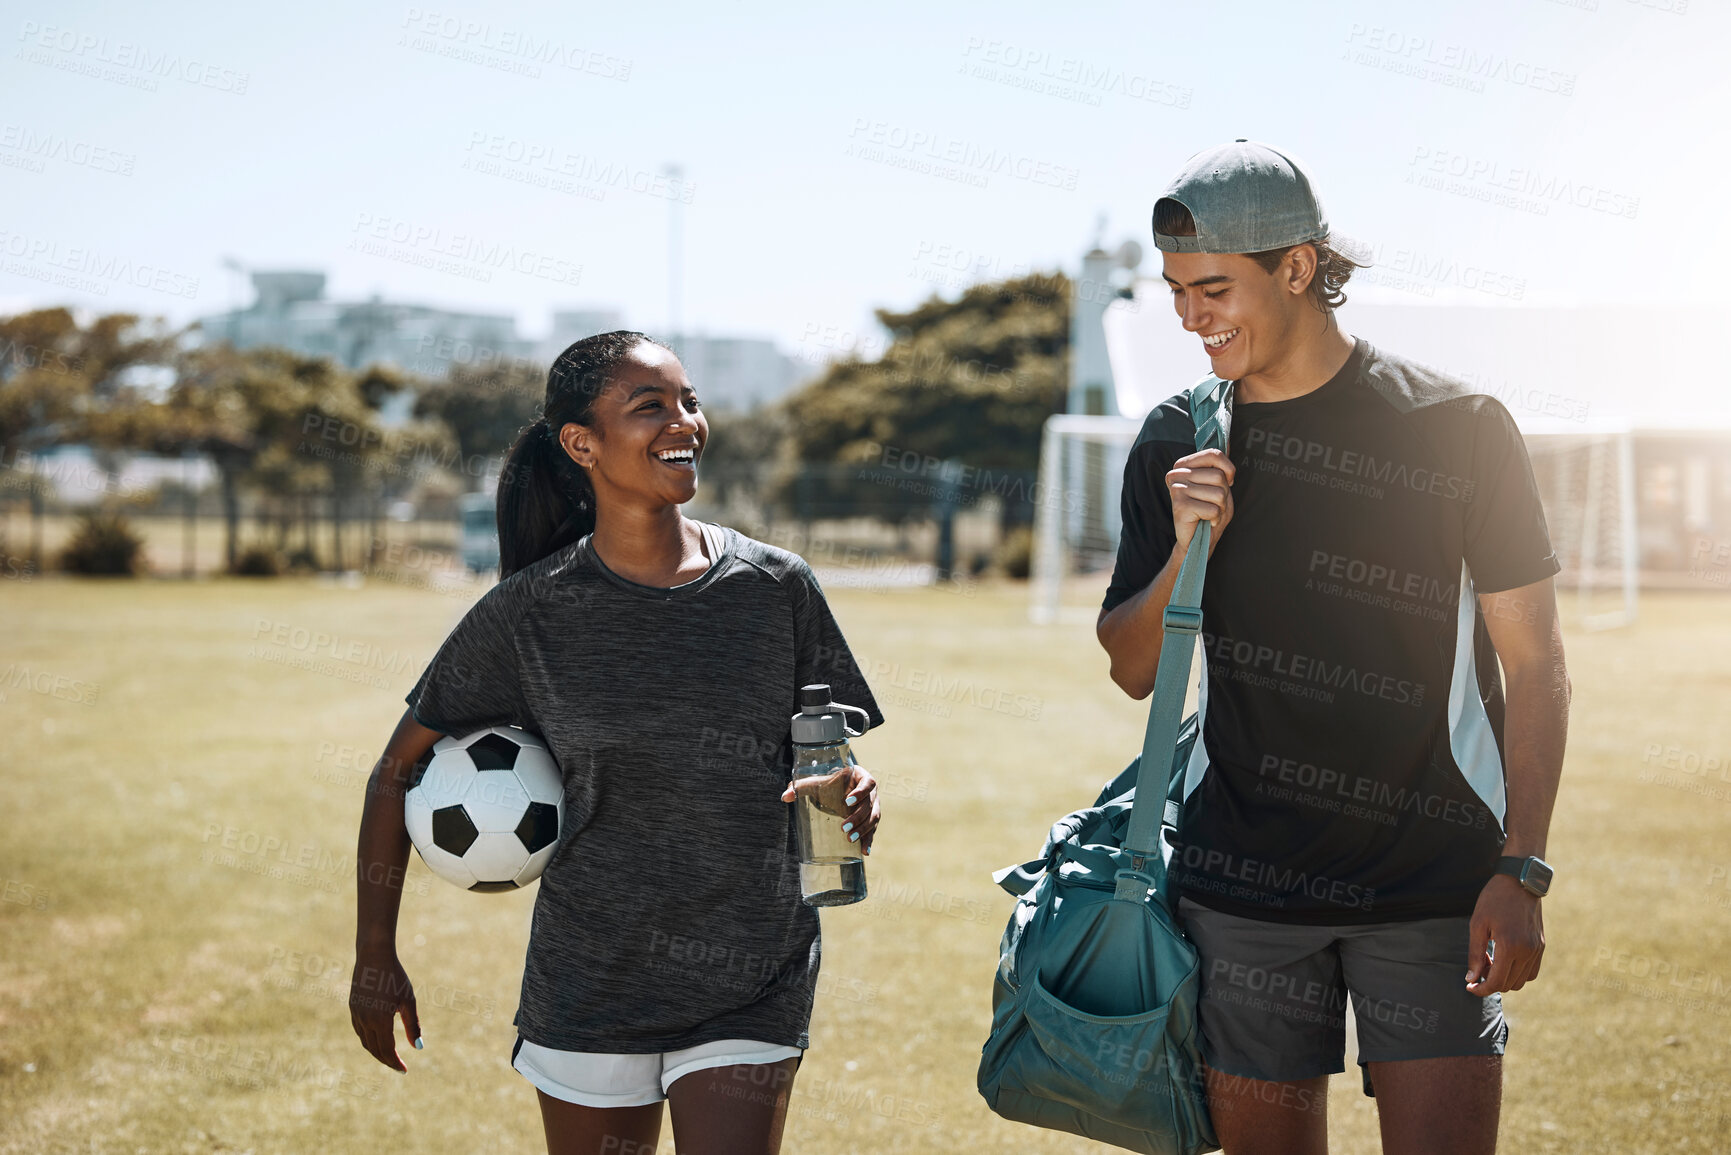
[201,273,809,416]
[536,314,809,412]
[537,308,625,365]
[667,332,810,412]
[201,271,533,382]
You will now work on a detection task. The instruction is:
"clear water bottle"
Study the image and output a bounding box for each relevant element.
[790,684,870,907]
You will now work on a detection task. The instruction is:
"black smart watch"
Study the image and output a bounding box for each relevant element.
[1494,855,1554,897]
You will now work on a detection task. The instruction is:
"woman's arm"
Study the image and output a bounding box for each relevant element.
[350,707,443,1071]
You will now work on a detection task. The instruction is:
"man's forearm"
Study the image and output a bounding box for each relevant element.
[1097,541,1187,699]
[1498,630,1570,859]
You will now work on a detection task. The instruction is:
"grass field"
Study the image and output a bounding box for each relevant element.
[2,572,1729,1154]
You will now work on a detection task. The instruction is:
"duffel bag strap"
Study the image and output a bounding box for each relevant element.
[1117,375,1232,899]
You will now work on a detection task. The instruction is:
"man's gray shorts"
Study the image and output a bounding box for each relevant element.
[1175,897,1507,1095]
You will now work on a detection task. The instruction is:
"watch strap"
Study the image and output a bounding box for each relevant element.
[1495,855,1550,894]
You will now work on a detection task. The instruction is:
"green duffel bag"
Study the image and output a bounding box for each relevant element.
[977,376,1230,1155]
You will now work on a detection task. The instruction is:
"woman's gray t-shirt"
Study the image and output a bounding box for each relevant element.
[403,524,884,1053]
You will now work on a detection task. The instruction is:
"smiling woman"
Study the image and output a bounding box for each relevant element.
[349,329,890,1155]
[492,331,700,580]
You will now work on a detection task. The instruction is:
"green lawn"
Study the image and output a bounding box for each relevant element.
[1,573,1728,1153]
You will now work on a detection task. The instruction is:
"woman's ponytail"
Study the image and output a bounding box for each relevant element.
[495,418,594,579]
[493,330,667,579]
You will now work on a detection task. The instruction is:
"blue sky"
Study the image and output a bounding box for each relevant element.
[2,0,1724,361]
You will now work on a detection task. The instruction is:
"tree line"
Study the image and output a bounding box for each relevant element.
[0,269,1071,575]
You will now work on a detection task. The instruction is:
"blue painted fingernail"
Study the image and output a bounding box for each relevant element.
[414,1037,424,1049]
[842,822,853,833]
[846,795,857,806]
[849,831,860,842]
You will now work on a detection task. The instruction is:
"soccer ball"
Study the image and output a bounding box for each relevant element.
[404,726,564,892]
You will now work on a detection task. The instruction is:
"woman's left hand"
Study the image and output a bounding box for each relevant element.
[781,764,880,855]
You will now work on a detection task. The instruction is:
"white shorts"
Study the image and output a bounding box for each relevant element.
[511,1036,805,1108]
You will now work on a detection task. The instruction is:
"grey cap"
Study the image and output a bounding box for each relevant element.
[1152,139,1328,255]
[792,684,868,745]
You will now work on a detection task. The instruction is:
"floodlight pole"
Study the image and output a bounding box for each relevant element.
[1031,420,1064,624]
[663,164,684,353]
[182,448,196,579]
[220,255,246,344]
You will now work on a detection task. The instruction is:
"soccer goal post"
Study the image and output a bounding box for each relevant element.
[1522,428,1639,631]
[1030,415,1639,631]
[1029,413,1144,624]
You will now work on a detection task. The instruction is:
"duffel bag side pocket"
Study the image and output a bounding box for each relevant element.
[1020,968,1178,1138]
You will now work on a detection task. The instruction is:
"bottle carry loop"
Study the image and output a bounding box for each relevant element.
[835,703,869,740]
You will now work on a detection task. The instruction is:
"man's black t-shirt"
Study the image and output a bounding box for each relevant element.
[1104,338,1560,924]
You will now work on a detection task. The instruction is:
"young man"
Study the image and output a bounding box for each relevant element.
[1096,140,1570,1155]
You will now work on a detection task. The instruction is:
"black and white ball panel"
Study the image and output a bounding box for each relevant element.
[404,726,564,892]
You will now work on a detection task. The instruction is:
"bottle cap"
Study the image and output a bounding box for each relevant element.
[792,685,867,746]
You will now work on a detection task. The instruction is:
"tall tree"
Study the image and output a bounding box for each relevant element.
[0,309,167,568]
[101,345,453,573]
[251,352,367,570]
[350,363,447,566]
[413,359,544,493]
[778,271,1070,530]
[134,344,347,572]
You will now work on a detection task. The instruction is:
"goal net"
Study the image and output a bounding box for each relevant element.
[1522,429,1638,630]
[1029,417,1638,630]
[1029,414,1142,624]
